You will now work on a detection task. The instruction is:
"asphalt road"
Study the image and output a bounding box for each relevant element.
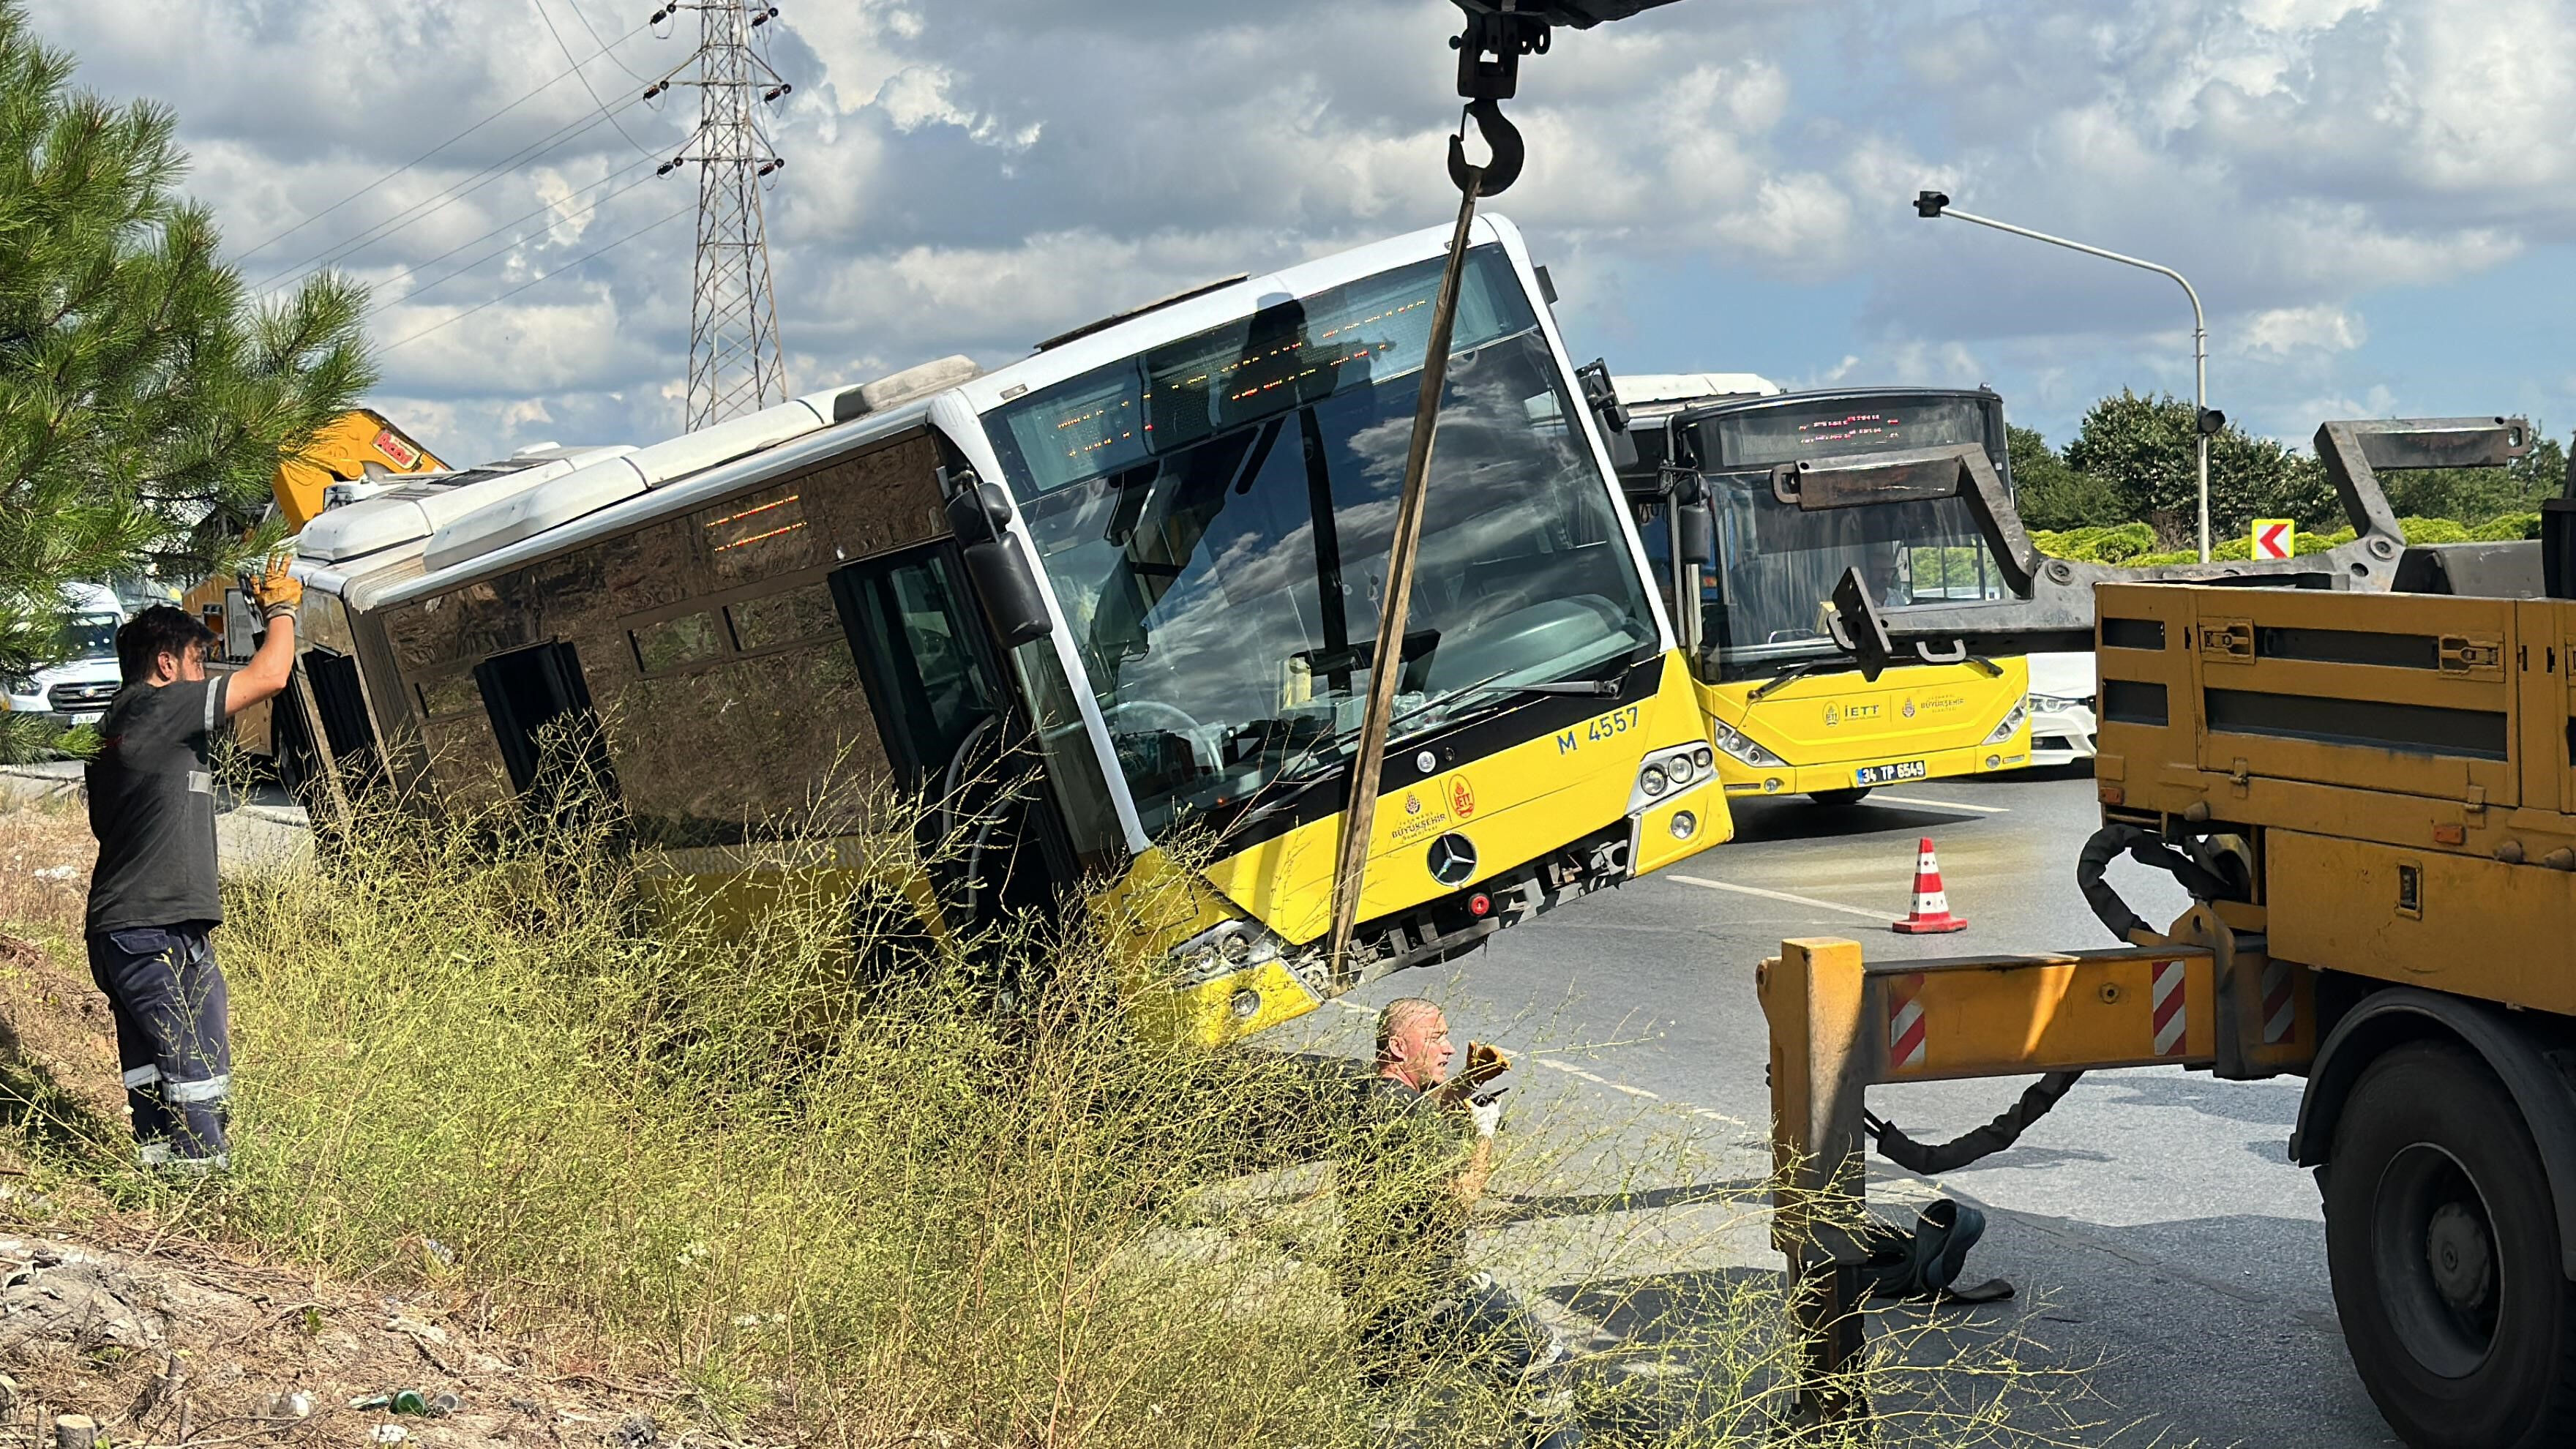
[1304,768,2401,1448]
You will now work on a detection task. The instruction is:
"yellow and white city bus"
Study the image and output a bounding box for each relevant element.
[284,214,1727,1045]
[1620,385,2032,806]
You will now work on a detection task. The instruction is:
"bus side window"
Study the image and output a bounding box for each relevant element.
[473,640,618,823]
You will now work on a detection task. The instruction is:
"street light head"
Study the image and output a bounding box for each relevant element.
[1914,190,1949,219]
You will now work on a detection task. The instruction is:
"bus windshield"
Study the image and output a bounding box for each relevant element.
[1673,395,2004,673]
[986,246,1655,836]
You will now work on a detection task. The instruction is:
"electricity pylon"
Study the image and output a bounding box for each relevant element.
[648,1,791,427]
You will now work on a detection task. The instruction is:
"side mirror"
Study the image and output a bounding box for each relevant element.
[943,475,1055,646]
[1677,500,1715,565]
[1665,468,1714,564]
[1574,358,1628,433]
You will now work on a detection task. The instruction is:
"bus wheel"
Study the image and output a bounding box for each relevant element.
[1808,787,1871,807]
[2325,1040,2576,1448]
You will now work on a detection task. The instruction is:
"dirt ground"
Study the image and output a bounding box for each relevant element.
[0,798,756,1449]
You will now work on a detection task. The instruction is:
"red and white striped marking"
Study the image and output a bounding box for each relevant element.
[1888,972,1929,1070]
[2151,957,2189,1057]
[2260,958,2296,1045]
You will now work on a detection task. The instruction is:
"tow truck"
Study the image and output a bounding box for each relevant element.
[1748,413,2576,1448]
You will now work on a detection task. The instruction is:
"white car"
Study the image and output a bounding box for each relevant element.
[4,583,125,729]
[2024,651,2098,766]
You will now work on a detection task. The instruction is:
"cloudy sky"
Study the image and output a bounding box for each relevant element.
[30,0,2576,466]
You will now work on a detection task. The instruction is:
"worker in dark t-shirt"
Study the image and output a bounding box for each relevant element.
[85,560,301,1173]
[1342,998,1581,1449]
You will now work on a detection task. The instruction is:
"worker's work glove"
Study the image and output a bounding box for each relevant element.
[1459,1041,1511,1090]
[1468,1093,1505,1139]
[247,553,302,624]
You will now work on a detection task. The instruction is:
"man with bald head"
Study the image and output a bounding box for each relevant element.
[1341,997,1581,1448]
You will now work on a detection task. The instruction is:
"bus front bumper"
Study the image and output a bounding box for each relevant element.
[1715,737,2032,798]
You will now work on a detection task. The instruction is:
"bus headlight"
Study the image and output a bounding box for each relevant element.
[1632,744,1714,812]
[1983,702,2029,744]
[1713,722,1781,768]
[1165,918,1287,986]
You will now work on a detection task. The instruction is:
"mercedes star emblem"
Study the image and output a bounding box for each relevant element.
[1427,832,1479,887]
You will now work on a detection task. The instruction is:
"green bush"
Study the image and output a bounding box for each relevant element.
[2398,517,2471,545]
[2471,512,2541,542]
[2030,523,2156,564]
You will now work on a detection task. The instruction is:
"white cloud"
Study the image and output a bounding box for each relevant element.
[2236,304,2367,357]
[18,0,2567,461]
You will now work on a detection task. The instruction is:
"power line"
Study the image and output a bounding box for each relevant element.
[533,0,659,157]
[254,91,664,298]
[233,18,656,264]
[376,156,662,304]
[564,0,654,84]
[381,201,694,353]
[383,162,664,309]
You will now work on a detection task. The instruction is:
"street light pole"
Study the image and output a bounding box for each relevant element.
[1914,192,2216,564]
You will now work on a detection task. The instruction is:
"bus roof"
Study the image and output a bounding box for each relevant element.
[351,214,1547,614]
[1614,372,1781,407]
[1668,383,2000,424]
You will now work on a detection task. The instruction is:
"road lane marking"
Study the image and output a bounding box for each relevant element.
[1536,1057,1655,1098]
[1875,793,2010,815]
[1666,874,1887,922]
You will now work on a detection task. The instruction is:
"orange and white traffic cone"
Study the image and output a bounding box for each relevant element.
[1892,836,1967,934]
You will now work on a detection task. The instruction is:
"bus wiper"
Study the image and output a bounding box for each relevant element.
[1746,656,1861,703]
[1268,669,1622,793]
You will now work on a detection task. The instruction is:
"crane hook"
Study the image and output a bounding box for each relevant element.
[1448,97,1524,197]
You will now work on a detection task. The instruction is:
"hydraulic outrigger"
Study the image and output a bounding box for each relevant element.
[1751,414,2576,1448]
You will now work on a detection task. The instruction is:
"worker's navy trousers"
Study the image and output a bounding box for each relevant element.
[86,923,231,1170]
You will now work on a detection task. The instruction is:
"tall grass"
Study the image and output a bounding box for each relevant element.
[0,768,2092,1447]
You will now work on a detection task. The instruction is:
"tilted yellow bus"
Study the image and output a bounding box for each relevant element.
[1618,385,2032,805]
[281,215,1729,1044]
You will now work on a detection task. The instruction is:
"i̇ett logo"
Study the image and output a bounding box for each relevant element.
[1448,775,1477,819]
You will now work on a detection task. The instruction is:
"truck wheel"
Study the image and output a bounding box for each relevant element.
[2325,1041,2576,1448]
[1809,787,1872,807]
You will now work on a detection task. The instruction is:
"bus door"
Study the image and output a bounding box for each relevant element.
[830,542,1077,946]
